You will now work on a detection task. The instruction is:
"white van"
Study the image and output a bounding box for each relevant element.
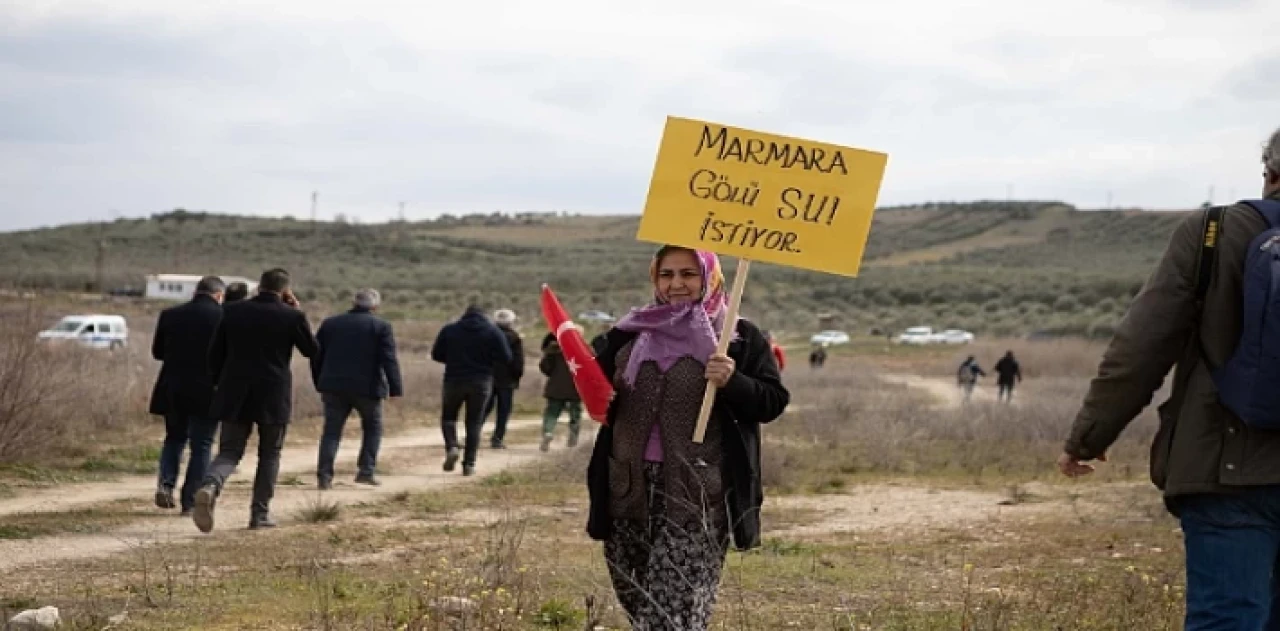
[37,314,129,350]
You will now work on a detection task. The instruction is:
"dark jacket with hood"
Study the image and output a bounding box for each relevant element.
[311,307,403,400]
[586,318,788,551]
[431,308,513,383]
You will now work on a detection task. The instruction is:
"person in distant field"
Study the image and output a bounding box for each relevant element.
[148,275,225,515]
[311,288,403,490]
[539,325,584,451]
[1061,127,1280,630]
[994,351,1022,403]
[957,355,985,403]
[484,308,524,449]
[764,330,786,372]
[224,282,249,304]
[809,343,828,369]
[195,268,318,532]
[430,305,512,476]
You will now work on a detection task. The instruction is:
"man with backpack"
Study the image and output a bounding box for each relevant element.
[1060,128,1280,629]
[957,355,985,403]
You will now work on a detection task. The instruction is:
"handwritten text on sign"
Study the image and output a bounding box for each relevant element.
[637,117,888,277]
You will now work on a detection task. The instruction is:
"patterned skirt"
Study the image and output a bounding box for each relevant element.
[603,461,730,631]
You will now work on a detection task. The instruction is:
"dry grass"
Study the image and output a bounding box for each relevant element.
[0,305,154,464]
[764,348,1153,492]
[0,300,1190,629]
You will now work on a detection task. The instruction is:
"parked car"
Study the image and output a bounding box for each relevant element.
[937,329,975,344]
[809,330,851,346]
[578,310,616,323]
[895,327,937,345]
[37,314,129,350]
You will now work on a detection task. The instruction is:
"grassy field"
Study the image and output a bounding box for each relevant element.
[0,332,1188,630]
[0,203,1193,628]
[0,201,1191,337]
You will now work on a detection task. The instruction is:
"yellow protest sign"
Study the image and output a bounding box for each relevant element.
[637,116,888,277]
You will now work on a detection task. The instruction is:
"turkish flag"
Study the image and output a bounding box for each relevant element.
[540,284,615,424]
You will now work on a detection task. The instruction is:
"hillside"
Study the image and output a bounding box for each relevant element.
[0,202,1191,337]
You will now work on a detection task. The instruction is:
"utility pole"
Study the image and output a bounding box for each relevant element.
[311,191,318,234]
[399,201,406,222]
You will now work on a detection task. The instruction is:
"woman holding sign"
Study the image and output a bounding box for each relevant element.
[586,245,789,630]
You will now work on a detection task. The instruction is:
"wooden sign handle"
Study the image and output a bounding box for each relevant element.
[693,258,752,444]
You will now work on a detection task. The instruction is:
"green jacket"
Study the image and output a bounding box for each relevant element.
[1066,195,1280,498]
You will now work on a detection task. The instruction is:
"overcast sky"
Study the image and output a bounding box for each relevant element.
[2,0,1279,231]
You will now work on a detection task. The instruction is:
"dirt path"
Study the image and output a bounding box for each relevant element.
[0,419,538,518]
[0,418,563,572]
[882,373,1013,408]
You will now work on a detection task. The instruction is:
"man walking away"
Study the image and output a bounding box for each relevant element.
[539,328,583,452]
[194,268,318,532]
[1060,127,1280,630]
[484,308,523,449]
[224,282,249,304]
[312,288,402,490]
[994,351,1022,403]
[431,305,512,476]
[149,275,225,515]
[957,355,985,403]
[809,344,827,369]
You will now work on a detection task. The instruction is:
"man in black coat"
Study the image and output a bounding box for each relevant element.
[482,309,524,450]
[311,288,403,489]
[430,305,512,476]
[149,275,225,515]
[193,268,319,532]
[994,351,1022,403]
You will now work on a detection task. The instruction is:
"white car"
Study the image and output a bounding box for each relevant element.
[37,314,129,350]
[937,329,975,344]
[809,330,850,346]
[577,310,616,323]
[895,327,936,345]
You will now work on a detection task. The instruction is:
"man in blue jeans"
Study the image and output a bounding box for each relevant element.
[311,288,403,489]
[1061,127,1280,629]
[431,305,512,476]
[148,275,225,515]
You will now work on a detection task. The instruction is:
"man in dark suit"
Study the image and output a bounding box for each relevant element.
[311,288,403,489]
[149,275,225,515]
[430,305,512,476]
[194,268,318,532]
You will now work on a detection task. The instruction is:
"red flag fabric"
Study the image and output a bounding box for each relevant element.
[540,284,615,423]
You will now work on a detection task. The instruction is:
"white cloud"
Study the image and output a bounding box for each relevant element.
[1,0,1279,229]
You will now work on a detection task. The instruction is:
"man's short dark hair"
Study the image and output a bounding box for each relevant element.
[196,276,226,295]
[224,282,249,303]
[259,268,290,293]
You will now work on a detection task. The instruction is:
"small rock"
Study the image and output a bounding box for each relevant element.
[431,596,478,617]
[1070,558,1086,565]
[9,606,61,630]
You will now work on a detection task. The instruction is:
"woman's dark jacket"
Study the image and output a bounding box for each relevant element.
[586,318,788,550]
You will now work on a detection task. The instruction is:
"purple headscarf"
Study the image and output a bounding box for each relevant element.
[614,247,730,386]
